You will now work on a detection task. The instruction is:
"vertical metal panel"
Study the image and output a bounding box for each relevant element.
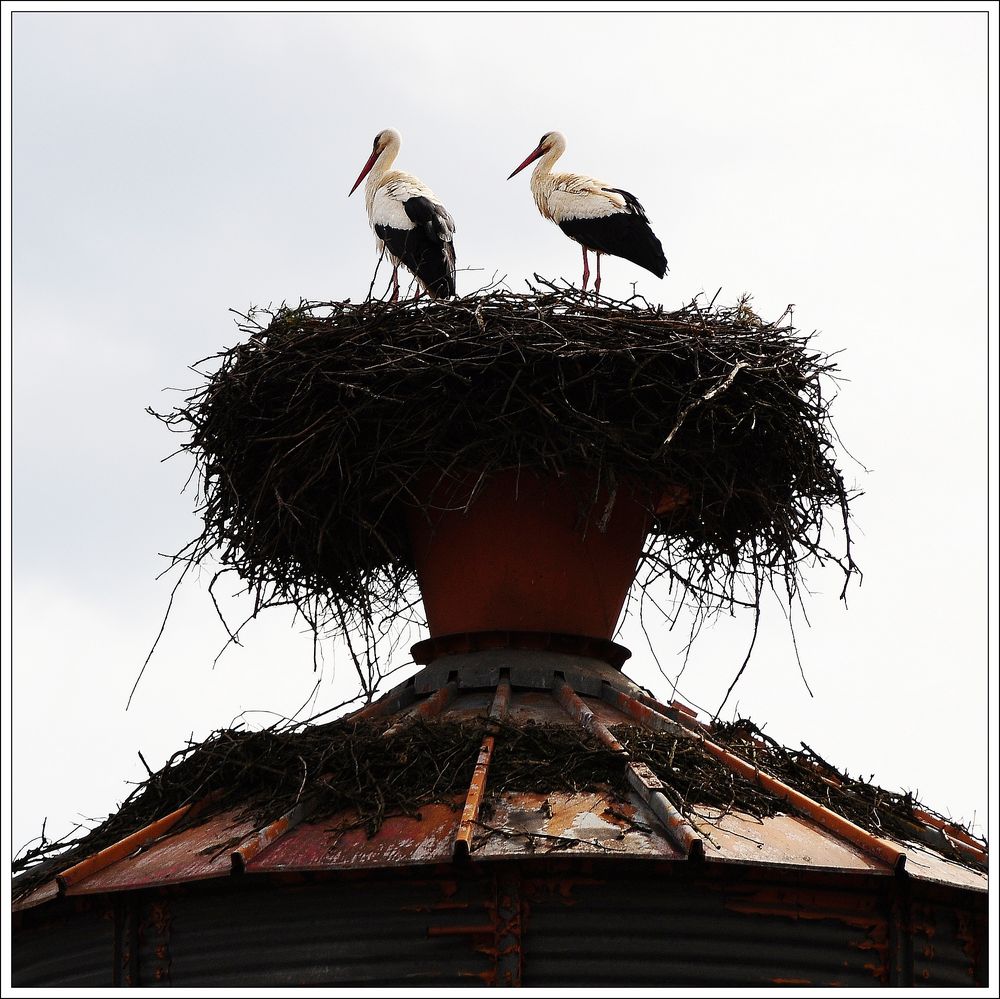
[494,866,523,986]
[911,902,980,987]
[113,894,140,986]
[11,902,114,987]
[138,897,174,985]
[521,874,890,987]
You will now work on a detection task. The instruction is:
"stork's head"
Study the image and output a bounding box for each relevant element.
[350,128,402,195]
[507,131,566,179]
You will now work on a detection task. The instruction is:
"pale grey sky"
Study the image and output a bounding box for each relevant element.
[9,10,991,858]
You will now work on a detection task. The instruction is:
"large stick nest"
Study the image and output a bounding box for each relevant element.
[155,284,858,642]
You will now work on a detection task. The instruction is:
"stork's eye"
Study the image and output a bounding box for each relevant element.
[538,133,549,147]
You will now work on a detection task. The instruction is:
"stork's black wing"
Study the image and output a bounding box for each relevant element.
[558,187,668,278]
[374,195,456,299]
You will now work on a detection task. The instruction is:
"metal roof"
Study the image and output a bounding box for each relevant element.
[12,640,987,913]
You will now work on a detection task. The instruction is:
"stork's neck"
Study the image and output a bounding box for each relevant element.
[364,142,399,214]
[531,142,564,181]
[529,143,564,218]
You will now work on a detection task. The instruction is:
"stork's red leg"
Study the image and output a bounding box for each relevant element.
[595,253,602,296]
[390,265,400,303]
[581,246,590,292]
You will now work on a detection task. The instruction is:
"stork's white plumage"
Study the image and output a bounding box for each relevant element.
[350,128,457,300]
[508,131,667,294]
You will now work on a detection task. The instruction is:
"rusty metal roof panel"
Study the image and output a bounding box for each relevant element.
[67,808,257,895]
[473,791,683,861]
[504,689,577,725]
[11,878,59,913]
[247,800,460,874]
[692,808,888,873]
[901,844,988,893]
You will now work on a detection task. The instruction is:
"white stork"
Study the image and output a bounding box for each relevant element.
[349,128,457,300]
[507,131,667,294]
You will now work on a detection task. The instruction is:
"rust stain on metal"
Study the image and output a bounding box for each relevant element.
[114,896,139,987]
[231,797,314,871]
[399,877,473,915]
[427,923,494,936]
[383,680,458,736]
[625,762,703,859]
[954,908,980,970]
[454,679,511,860]
[601,685,687,737]
[522,873,604,907]
[722,884,889,981]
[554,679,625,752]
[404,901,472,913]
[493,866,523,986]
[436,878,460,899]
[145,900,173,984]
[852,931,890,981]
[722,885,884,928]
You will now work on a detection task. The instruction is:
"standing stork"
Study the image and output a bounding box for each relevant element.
[507,131,667,295]
[350,128,457,300]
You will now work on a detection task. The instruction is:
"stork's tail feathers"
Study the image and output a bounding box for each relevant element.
[646,239,669,279]
[416,245,457,299]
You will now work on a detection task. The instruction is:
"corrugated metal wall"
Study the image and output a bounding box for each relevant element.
[522,875,886,987]
[145,877,497,987]
[12,863,987,987]
[910,900,982,987]
[13,899,114,987]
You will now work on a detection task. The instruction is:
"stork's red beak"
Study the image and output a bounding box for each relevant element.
[350,148,380,195]
[507,144,547,180]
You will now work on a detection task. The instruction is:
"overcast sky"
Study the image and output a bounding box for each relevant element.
[6,9,993,861]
